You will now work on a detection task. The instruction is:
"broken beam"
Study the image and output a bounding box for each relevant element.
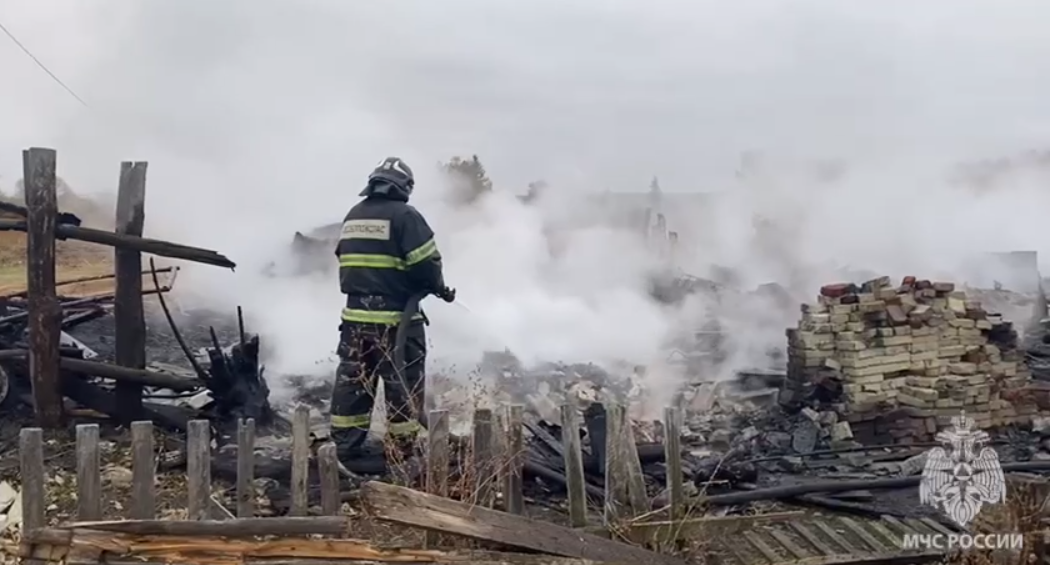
[360,481,687,565]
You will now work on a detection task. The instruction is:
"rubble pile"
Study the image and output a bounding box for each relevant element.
[781,276,1041,443]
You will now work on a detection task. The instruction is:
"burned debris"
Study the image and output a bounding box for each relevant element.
[10,148,1050,565]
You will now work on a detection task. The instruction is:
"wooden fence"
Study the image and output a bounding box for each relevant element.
[18,403,686,527]
[15,147,235,429]
[15,404,710,565]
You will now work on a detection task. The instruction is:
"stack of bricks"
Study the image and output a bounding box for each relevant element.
[782,276,1037,443]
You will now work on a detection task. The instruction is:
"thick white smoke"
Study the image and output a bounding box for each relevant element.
[4,0,1050,407]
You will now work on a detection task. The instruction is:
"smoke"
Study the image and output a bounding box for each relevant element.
[5,0,1050,405]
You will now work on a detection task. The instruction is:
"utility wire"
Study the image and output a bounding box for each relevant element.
[0,18,87,107]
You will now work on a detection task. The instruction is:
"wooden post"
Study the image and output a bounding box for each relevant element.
[317,443,341,516]
[236,418,256,518]
[291,405,310,516]
[130,421,156,519]
[187,420,211,520]
[425,409,449,549]
[503,405,524,515]
[114,161,148,411]
[75,423,101,521]
[603,404,628,525]
[473,408,495,508]
[23,147,62,428]
[622,420,649,517]
[663,407,684,521]
[560,404,587,527]
[19,427,45,532]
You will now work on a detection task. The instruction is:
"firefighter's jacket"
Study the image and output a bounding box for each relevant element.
[335,194,445,325]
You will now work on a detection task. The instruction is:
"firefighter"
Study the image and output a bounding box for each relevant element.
[330,156,455,471]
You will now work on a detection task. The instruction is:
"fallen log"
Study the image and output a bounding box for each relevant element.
[360,481,687,565]
[0,349,201,391]
[61,377,193,431]
[0,220,235,269]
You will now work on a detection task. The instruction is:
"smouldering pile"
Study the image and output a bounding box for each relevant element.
[782,276,1038,443]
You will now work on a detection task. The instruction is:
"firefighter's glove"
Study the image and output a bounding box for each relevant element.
[436,286,457,303]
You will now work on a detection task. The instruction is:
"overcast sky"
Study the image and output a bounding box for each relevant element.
[3,1,1050,213]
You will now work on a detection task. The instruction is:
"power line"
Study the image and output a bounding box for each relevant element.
[0,18,87,107]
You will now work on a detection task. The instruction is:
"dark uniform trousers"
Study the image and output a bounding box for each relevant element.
[330,320,427,459]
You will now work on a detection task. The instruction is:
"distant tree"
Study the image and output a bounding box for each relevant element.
[441,155,493,205]
[522,180,548,203]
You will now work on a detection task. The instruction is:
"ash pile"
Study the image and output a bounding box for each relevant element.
[780,275,1043,445]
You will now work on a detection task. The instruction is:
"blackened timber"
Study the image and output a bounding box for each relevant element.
[0,220,235,269]
[583,403,606,474]
[62,377,192,431]
[23,147,63,428]
[114,161,149,410]
[0,349,200,391]
[61,308,107,329]
[62,356,201,391]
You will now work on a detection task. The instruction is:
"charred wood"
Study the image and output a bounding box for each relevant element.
[201,333,281,434]
[62,376,193,431]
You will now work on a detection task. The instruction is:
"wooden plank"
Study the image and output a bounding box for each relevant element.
[621,415,649,517]
[742,530,780,563]
[187,420,211,520]
[473,408,495,508]
[878,515,911,536]
[586,511,805,545]
[236,418,255,517]
[291,405,310,516]
[75,424,101,521]
[787,521,838,556]
[503,405,524,515]
[812,520,862,554]
[838,517,887,553]
[317,442,340,516]
[425,409,450,549]
[19,427,45,531]
[662,407,683,521]
[23,147,62,428]
[918,517,955,536]
[129,421,155,519]
[360,481,688,565]
[51,517,355,537]
[767,528,810,560]
[560,404,587,528]
[113,161,148,411]
[868,520,903,549]
[603,404,628,524]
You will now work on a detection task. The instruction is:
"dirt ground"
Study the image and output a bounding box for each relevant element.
[0,232,116,297]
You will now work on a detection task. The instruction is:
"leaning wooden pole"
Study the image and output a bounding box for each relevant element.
[23,147,63,427]
[114,161,149,410]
